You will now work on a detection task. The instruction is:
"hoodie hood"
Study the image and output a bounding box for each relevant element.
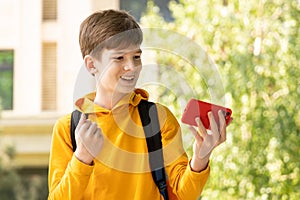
[74,88,149,114]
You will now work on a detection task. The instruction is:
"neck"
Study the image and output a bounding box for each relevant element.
[93,89,128,110]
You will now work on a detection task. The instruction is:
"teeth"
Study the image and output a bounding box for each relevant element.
[121,76,134,81]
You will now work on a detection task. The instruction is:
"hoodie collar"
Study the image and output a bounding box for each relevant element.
[74,88,149,113]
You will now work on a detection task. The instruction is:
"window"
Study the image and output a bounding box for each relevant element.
[41,43,57,110]
[0,50,13,110]
[120,0,177,22]
[42,0,57,20]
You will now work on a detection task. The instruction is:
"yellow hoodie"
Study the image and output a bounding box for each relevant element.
[48,89,210,200]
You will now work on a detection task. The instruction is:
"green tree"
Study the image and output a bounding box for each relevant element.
[0,107,48,200]
[0,50,14,110]
[0,144,24,200]
[141,0,300,199]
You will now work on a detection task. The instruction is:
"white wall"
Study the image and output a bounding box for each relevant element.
[13,0,42,115]
[0,0,119,115]
[0,0,119,168]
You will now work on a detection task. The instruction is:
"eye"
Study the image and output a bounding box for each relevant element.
[113,56,124,61]
[134,55,141,60]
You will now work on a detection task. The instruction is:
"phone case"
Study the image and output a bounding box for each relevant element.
[181,99,232,129]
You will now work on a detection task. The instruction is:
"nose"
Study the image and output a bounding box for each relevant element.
[123,60,136,71]
[123,65,133,70]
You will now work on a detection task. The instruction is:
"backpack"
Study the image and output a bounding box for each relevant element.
[70,100,177,200]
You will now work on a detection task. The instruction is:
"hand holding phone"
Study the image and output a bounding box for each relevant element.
[181,99,232,129]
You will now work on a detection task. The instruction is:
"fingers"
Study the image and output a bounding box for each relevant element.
[75,117,104,164]
[76,114,100,137]
[218,110,227,142]
[208,112,219,135]
[218,110,226,130]
[77,113,87,128]
[195,117,207,138]
[96,128,103,139]
[87,122,98,134]
[190,110,228,161]
[79,119,91,133]
[189,126,203,144]
[79,121,100,137]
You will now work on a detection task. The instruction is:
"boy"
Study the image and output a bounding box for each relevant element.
[48,9,227,200]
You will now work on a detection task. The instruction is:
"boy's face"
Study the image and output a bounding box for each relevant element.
[90,45,142,97]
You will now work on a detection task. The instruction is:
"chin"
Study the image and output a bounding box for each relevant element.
[113,84,133,94]
[117,82,137,94]
[119,87,136,94]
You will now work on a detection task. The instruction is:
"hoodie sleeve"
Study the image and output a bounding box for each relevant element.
[157,104,210,200]
[48,115,94,200]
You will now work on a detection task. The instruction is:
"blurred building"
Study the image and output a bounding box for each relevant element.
[0,0,124,172]
[0,0,173,177]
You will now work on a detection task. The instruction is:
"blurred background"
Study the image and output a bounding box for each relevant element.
[0,0,299,199]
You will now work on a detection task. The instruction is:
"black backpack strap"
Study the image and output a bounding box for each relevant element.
[69,102,168,199]
[138,100,169,200]
[70,110,88,152]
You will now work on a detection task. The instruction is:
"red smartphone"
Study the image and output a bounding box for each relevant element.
[181,99,233,129]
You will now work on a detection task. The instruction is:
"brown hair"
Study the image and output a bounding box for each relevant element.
[79,9,143,59]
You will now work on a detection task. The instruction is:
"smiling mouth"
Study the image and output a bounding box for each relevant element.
[120,75,135,81]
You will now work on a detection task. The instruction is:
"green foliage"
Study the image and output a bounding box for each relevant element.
[0,145,23,200]
[0,51,47,199]
[0,51,13,63]
[20,170,48,200]
[0,70,13,110]
[0,144,48,200]
[0,50,13,110]
[141,0,300,199]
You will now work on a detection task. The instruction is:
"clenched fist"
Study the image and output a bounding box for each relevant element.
[74,113,104,165]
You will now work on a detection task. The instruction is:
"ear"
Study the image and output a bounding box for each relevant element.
[84,55,98,76]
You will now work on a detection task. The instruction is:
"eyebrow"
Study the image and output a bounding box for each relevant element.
[111,49,142,55]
